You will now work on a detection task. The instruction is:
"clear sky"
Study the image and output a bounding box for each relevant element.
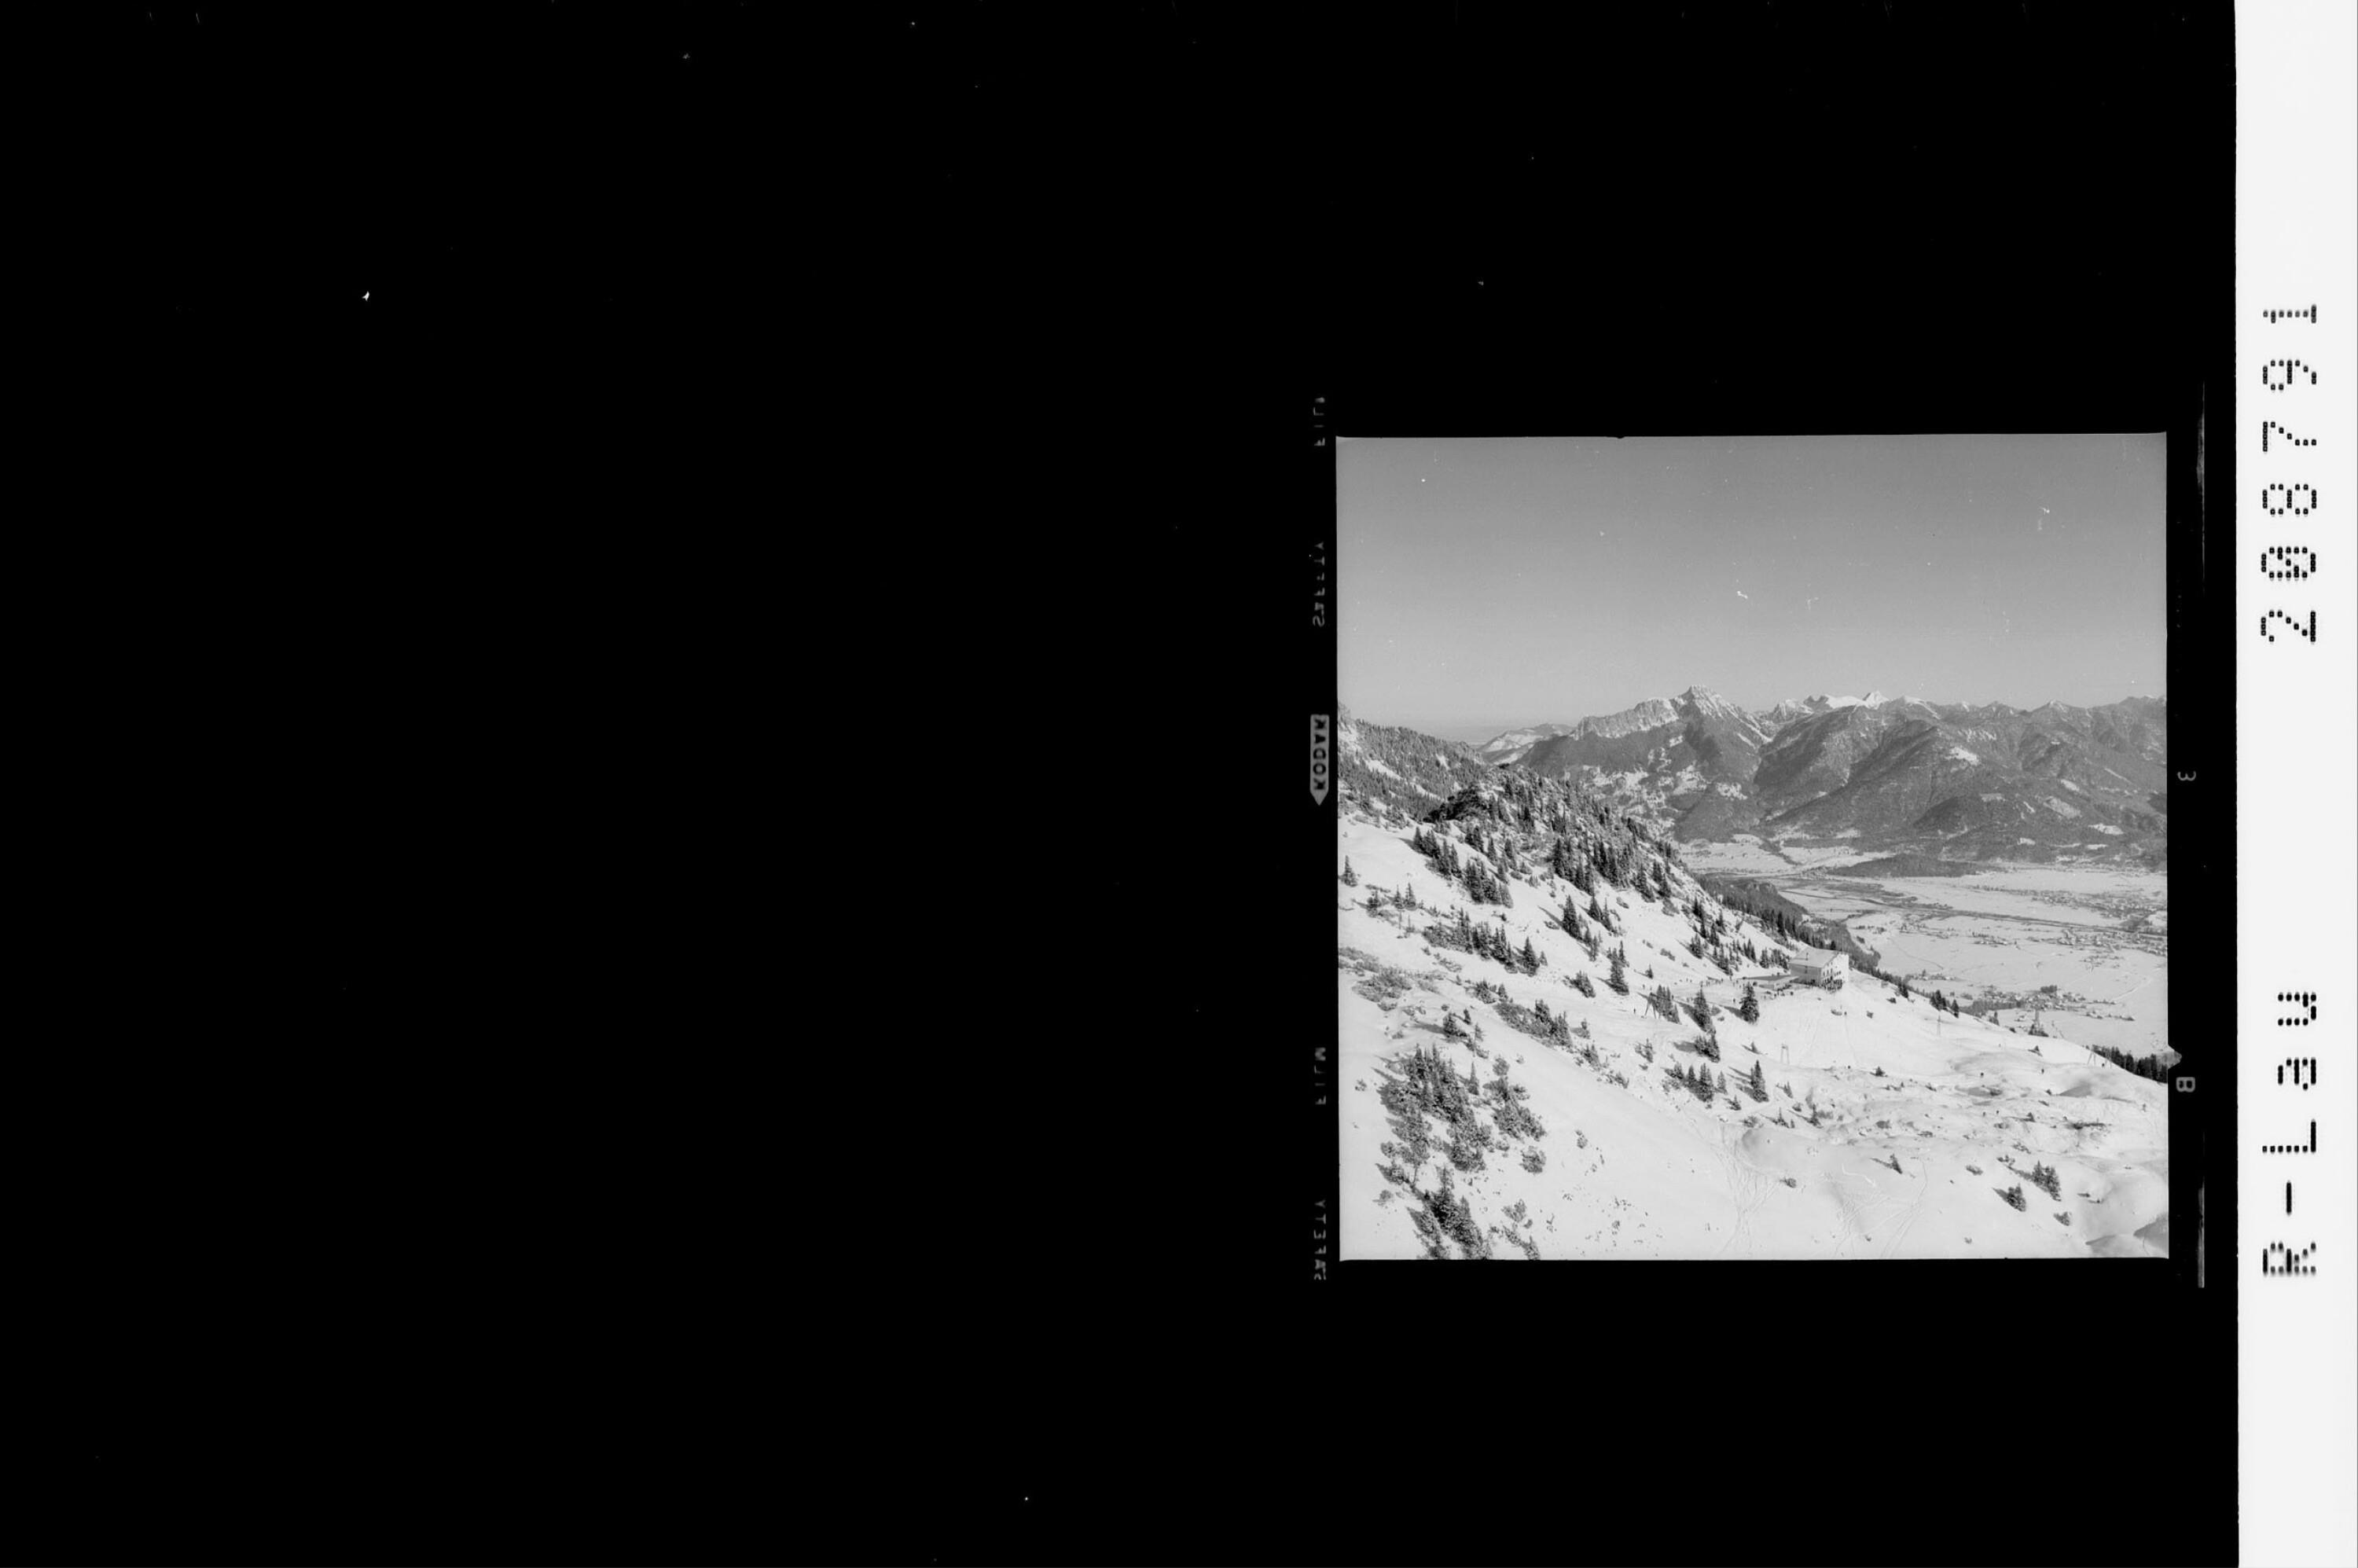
[1337,434,2167,741]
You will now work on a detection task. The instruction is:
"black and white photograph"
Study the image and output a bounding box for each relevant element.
[1335,434,2172,1259]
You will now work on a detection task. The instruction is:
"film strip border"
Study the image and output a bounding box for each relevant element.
[2238,4,2357,1563]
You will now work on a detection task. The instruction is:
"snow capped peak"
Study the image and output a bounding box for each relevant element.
[1676,685,1743,719]
[1475,721,1581,762]
[1858,689,1890,706]
[1577,696,1680,739]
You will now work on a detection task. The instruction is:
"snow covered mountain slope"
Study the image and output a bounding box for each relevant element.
[1335,770,2168,1260]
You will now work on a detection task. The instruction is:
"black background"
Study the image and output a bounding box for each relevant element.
[48,2,2235,1564]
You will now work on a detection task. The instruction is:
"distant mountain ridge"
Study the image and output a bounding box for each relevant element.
[1369,689,2167,861]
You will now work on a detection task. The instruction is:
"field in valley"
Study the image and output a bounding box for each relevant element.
[1680,837,2169,1060]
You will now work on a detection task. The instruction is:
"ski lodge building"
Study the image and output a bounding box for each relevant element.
[1788,948,1849,989]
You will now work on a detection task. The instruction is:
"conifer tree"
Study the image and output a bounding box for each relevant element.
[1739,983,1760,1023]
[1342,857,1357,887]
[1607,950,1629,994]
[1521,937,1541,972]
[1573,969,1596,998]
[1746,1059,1768,1101]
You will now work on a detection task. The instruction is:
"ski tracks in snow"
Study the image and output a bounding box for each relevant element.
[1825,1155,1934,1258]
[1878,1162,1937,1258]
[1709,1124,1774,1258]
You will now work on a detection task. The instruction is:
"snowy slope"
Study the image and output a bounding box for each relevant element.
[1336,797,2168,1260]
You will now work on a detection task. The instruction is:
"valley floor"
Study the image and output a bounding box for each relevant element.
[1678,839,2170,1060]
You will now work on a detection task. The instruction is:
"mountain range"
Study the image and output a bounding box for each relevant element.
[1356,689,2166,861]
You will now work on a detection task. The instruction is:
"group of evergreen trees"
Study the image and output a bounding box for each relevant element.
[1743,1059,1768,1102]
[1473,918,1540,972]
[2024,1160,2062,1200]
[1385,1041,1481,1137]
[1679,896,1757,976]
[1555,898,1607,961]
[1737,982,1761,1023]
[1529,997,1585,1052]
[1665,1059,1728,1104]
[1666,1059,1705,1102]
[1709,883,1820,946]
[1416,1166,1489,1258]
[1486,1064,1547,1140]
[1380,1040,1548,1195]
[1539,813,1685,913]
[2088,1041,2173,1082]
[1423,907,1544,973]
[1548,832,1588,883]
[1409,825,1513,908]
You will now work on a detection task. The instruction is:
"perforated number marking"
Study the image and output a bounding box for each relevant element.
[2261,1242,2318,1276]
[2261,609,2318,642]
[2257,309,2322,648]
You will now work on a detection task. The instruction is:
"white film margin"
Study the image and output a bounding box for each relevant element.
[2238,4,2357,1565]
